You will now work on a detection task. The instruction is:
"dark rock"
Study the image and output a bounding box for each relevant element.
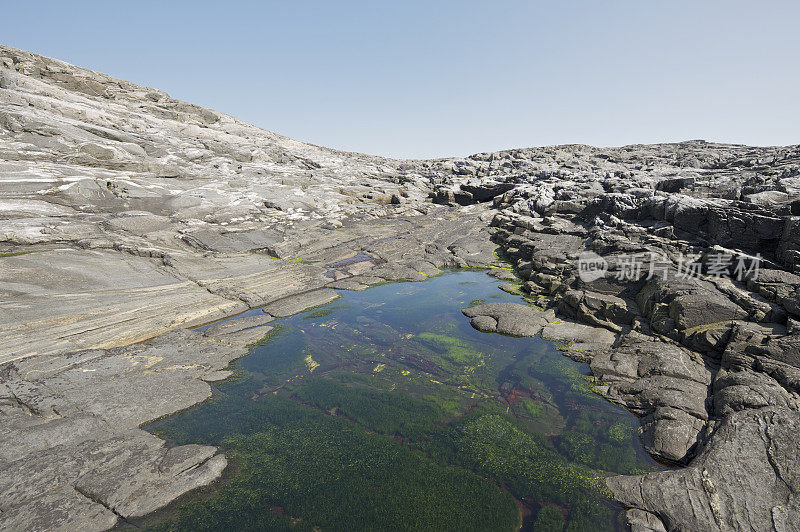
[608,407,800,531]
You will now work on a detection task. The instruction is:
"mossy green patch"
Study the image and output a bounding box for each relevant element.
[0,250,36,258]
[521,399,544,418]
[499,282,525,296]
[533,504,565,531]
[301,307,335,320]
[417,332,484,366]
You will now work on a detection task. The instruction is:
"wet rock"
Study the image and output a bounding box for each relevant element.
[469,314,499,332]
[487,267,517,281]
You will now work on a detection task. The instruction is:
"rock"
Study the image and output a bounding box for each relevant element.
[540,321,616,351]
[656,176,696,193]
[713,368,798,416]
[0,329,256,530]
[669,291,748,331]
[608,407,800,531]
[0,68,19,90]
[460,180,515,202]
[470,314,499,332]
[744,190,789,206]
[591,338,711,461]
[624,508,667,532]
[487,267,517,281]
[181,228,283,253]
[261,289,340,318]
[591,339,710,385]
[329,279,370,291]
[462,302,551,337]
[203,314,275,337]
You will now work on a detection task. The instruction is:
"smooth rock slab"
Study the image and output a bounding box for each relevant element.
[462,302,550,337]
[0,328,257,531]
[203,314,274,337]
[541,321,616,351]
[0,429,226,529]
[608,407,800,531]
[261,288,340,318]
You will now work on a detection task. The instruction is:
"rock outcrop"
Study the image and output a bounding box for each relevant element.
[2,45,800,531]
[438,142,800,530]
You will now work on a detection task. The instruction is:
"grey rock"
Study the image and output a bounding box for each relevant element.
[261,289,340,318]
[462,302,551,337]
[608,407,800,531]
[0,328,259,530]
[203,314,275,337]
[591,338,711,461]
[3,44,800,531]
[540,320,616,352]
[624,508,667,532]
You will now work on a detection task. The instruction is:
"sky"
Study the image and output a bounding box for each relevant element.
[3,1,799,159]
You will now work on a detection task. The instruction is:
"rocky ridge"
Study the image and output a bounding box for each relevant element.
[2,45,799,531]
[433,142,800,530]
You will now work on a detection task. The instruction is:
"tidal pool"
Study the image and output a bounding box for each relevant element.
[142,270,664,531]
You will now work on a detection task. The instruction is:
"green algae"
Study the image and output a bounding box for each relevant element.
[533,504,565,531]
[300,307,335,319]
[417,332,484,365]
[521,399,545,418]
[140,271,663,531]
[0,250,37,258]
[609,421,633,443]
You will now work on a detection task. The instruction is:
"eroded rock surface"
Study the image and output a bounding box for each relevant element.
[456,141,800,529]
[2,44,800,530]
[0,329,254,530]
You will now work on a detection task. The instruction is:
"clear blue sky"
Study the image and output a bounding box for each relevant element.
[3,1,798,158]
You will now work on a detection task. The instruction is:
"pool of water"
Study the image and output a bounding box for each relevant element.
[143,270,664,531]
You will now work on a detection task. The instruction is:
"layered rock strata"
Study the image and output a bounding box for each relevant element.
[2,45,800,530]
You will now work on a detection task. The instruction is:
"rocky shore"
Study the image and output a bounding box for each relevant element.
[439,144,800,530]
[1,45,798,530]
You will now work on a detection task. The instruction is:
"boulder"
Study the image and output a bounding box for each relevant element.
[462,302,550,337]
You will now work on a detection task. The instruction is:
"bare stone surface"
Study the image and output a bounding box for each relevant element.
[608,407,800,531]
[462,302,552,337]
[261,289,340,317]
[203,313,274,337]
[3,44,800,531]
